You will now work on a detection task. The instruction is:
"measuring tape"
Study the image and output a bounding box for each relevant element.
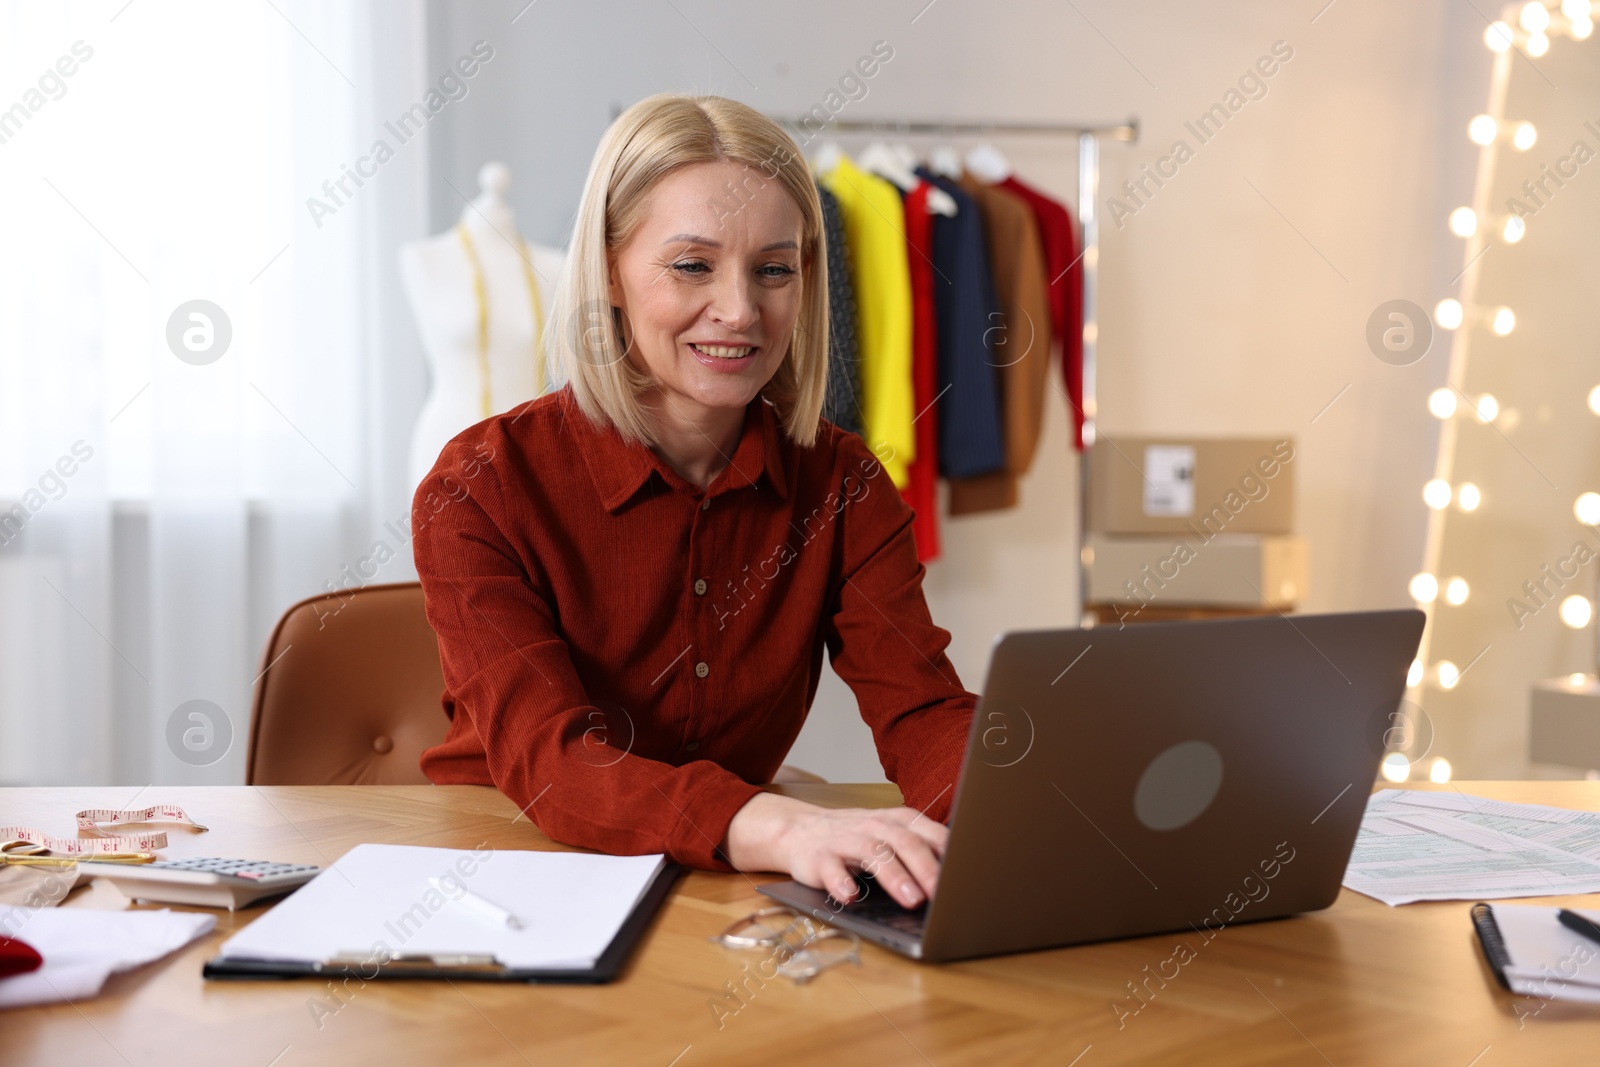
[0,805,207,857]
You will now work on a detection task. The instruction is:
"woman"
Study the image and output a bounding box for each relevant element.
[414,93,975,910]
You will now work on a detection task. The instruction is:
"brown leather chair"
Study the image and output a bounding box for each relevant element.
[247,582,448,785]
[246,581,822,785]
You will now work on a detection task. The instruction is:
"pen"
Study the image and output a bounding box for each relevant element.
[1557,908,1600,947]
[429,878,525,930]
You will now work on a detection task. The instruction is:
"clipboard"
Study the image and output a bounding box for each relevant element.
[202,850,681,985]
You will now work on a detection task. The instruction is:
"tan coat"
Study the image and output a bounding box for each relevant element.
[949,175,1053,515]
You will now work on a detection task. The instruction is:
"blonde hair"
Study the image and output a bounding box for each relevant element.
[545,93,828,449]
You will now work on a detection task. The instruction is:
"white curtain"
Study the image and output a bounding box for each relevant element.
[0,0,429,785]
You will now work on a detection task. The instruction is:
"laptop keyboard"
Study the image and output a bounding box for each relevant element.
[827,875,928,937]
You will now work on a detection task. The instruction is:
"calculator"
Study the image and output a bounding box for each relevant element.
[77,857,322,910]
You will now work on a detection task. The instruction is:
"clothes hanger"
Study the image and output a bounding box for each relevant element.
[919,172,959,217]
[886,123,957,216]
[861,136,958,216]
[860,140,916,191]
[811,138,844,176]
[921,118,959,178]
[889,119,920,172]
[964,139,1013,183]
[927,144,963,178]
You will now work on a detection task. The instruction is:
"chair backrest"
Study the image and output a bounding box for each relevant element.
[246,581,449,785]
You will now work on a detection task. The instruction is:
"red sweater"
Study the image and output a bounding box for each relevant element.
[999,175,1085,450]
[413,384,975,871]
[900,179,942,563]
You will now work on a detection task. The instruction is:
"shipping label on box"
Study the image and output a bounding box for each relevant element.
[1089,437,1296,535]
[1141,445,1196,517]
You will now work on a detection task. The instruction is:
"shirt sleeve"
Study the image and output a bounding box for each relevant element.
[823,432,976,821]
[412,439,763,872]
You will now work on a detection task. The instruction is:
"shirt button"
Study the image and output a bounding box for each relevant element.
[694,661,709,678]
[693,578,708,595]
[700,498,710,511]
[685,741,701,752]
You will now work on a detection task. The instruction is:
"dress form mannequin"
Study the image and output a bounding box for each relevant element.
[400,161,566,492]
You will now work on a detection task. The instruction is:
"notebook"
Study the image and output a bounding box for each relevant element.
[204,843,677,984]
[1470,903,1600,1003]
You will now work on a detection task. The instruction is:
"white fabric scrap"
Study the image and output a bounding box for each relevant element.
[0,905,215,1009]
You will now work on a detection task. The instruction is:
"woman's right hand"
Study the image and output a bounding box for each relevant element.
[723,792,947,908]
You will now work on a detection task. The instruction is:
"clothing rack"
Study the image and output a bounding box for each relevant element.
[778,114,1139,626]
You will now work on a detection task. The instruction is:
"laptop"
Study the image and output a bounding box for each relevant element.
[759,609,1426,962]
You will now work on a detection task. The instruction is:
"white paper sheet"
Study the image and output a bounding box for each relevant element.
[1342,790,1600,906]
[0,906,216,1009]
[217,844,665,970]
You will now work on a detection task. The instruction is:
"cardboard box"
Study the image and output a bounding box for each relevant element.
[1530,674,1600,769]
[1088,436,1296,536]
[1083,532,1308,609]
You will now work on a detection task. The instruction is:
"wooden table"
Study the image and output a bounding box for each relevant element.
[4,781,1600,1064]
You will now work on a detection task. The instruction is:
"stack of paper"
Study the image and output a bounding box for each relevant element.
[1343,790,1600,906]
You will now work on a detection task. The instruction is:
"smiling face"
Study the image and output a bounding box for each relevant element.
[607,158,806,424]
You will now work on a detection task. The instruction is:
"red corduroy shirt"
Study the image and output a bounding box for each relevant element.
[413,383,976,872]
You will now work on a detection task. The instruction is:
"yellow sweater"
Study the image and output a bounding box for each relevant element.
[818,155,914,488]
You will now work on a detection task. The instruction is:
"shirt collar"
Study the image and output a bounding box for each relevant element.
[568,386,790,513]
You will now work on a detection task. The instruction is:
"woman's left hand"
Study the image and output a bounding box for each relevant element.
[723,792,947,908]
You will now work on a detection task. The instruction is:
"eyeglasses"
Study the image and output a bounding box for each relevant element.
[711,906,861,983]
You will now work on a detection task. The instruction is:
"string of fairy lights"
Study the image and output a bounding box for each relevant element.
[1386,0,1600,785]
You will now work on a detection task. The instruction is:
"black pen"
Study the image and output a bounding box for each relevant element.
[1556,908,1600,947]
